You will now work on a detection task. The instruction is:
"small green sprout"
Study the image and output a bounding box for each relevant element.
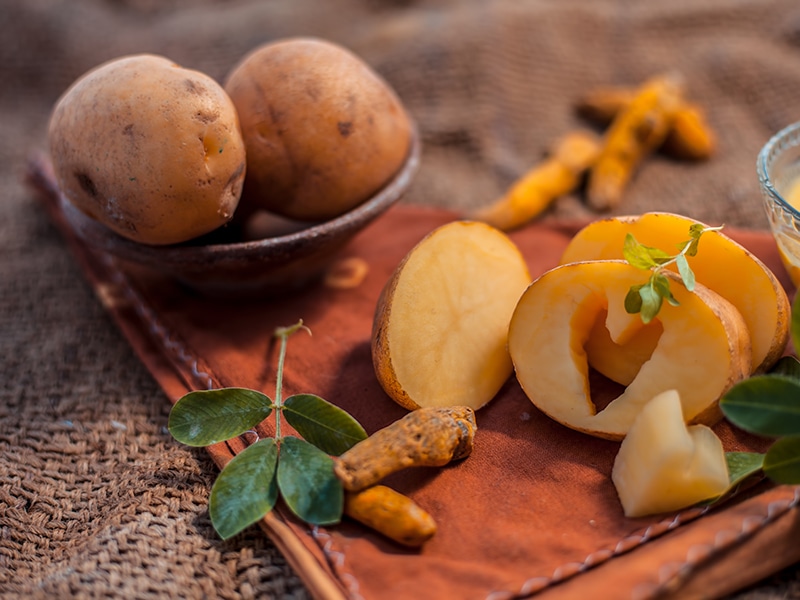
[623,223,723,323]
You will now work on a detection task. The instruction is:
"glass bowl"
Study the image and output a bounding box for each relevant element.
[758,120,800,287]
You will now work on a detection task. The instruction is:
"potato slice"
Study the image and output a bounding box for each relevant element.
[372,221,531,410]
[560,212,790,373]
[611,389,730,518]
[507,260,751,440]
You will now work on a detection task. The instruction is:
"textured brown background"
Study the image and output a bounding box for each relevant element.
[3,0,800,598]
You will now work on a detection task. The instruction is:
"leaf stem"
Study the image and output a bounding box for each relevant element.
[273,319,312,440]
[274,331,287,440]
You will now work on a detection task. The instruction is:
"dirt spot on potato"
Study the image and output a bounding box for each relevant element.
[337,121,354,137]
[194,109,219,124]
[74,172,98,198]
[183,78,207,96]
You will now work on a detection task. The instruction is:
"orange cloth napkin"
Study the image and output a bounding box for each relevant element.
[30,163,800,600]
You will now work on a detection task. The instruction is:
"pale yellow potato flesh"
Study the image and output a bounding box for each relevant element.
[372,221,531,411]
[585,311,663,386]
[560,212,790,373]
[507,260,751,440]
[611,389,730,518]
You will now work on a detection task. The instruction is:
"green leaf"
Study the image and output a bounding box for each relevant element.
[277,436,343,525]
[625,284,644,314]
[770,356,800,382]
[168,388,273,447]
[623,234,669,270]
[683,237,700,257]
[702,451,764,505]
[725,451,764,488]
[764,436,800,484]
[283,394,367,456]
[652,273,679,307]
[639,283,663,324]
[720,375,800,437]
[209,438,279,539]
[675,254,695,291]
[688,223,706,239]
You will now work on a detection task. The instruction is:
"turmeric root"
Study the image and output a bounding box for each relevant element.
[324,257,369,289]
[587,74,685,211]
[471,130,601,231]
[576,86,716,161]
[660,103,716,160]
[334,406,477,492]
[575,87,634,125]
[344,485,437,547]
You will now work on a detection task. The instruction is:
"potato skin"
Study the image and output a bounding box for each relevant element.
[48,54,246,245]
[223,37,412,221]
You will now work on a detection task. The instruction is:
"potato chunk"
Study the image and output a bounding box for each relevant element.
[372,221,531,410]
[560,212,790,373]
[507,260,751,440]
[612,389,730,518]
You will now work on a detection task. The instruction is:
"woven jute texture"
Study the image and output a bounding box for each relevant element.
[3,0,800,598]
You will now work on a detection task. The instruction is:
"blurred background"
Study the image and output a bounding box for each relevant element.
[3,0,800,597]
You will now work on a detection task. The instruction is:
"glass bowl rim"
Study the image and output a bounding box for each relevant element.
[757,120,800,222]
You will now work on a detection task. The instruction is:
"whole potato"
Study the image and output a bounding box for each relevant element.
[224,37,412,222]
[48,54,246,246]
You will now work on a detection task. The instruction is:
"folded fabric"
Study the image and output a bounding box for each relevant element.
[30,164,800,600]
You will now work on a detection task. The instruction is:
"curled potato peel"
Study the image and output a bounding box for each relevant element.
[560,212,790,374]
[508,260,751,441]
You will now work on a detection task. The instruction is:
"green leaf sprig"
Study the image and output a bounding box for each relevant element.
[719,292,800,488]
[623,224,723,323]
[168,320,367,539]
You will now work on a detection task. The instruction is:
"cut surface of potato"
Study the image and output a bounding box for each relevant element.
[585,310,663,386]
[611,389,730,518]
[372,221,531,411]
[560,212,790,373]
[508,260,751,440]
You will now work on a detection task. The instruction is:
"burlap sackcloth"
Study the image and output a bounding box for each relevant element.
[6,0,800,598]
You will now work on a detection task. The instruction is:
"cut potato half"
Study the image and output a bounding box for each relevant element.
[508,260,751,440]
[560,212,790,373]
[612,389,730,518]
[372,221,531,411]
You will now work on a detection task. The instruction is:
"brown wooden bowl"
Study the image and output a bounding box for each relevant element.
[31,126,420,297]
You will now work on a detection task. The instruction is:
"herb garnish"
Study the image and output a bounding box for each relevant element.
[168,320,367,539]
[623,224,723,323]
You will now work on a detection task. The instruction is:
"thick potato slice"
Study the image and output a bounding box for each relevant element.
[372,221,531,411]
[612,389,730,518]
[560,212,790,373]
[507,260,751,440]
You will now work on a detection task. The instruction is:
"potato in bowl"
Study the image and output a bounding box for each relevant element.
[224,37,413,222]
[48,54,247,246]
